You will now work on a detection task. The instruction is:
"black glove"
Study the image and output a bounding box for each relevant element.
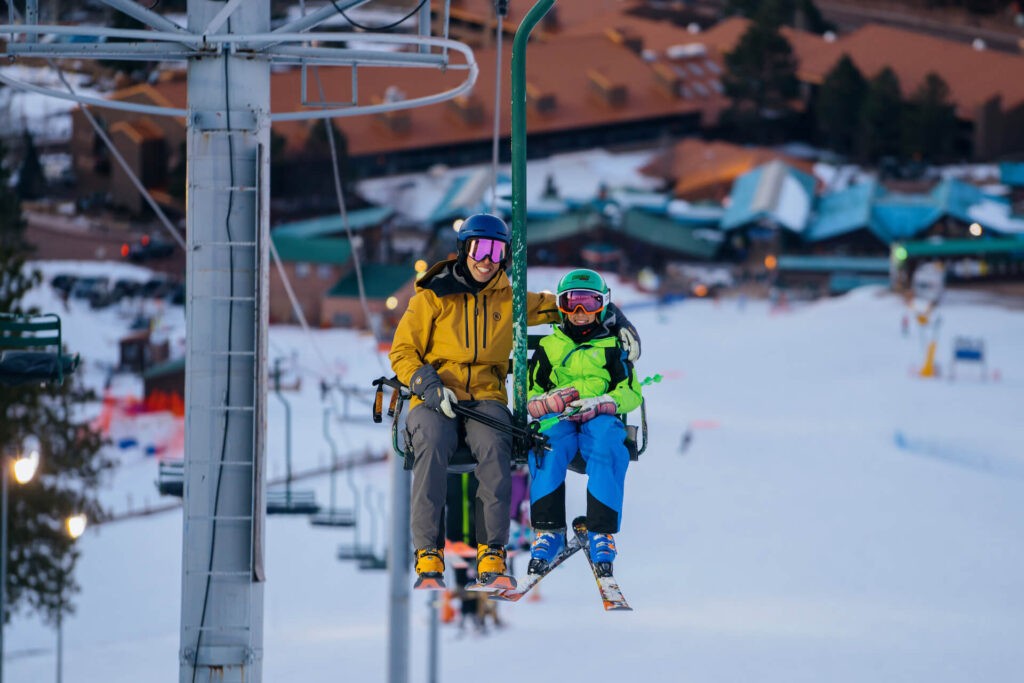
[410,364,458,419]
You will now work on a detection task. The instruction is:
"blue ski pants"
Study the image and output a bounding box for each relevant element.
[528,414,629,534]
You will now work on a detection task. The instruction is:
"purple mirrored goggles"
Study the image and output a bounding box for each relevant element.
[466,237,507,263]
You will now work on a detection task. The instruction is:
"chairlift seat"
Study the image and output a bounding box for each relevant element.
[310,508,357,527]
[337,542,379,562]
[358,555,388,571]
[266,488,320,515]
[0,313,80,386]
[156,460,185,497]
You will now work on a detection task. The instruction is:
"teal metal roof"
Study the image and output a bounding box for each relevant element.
[272,235,352,264]
[618,208,721,259]
[931,178,988,224]
[999,162,1024,187]
[327,264,416,298]
[428,172,489,224]
[524,212,603,245]
[828,273,891,294]
[870,193,942,242]
[891,237,1024,259]
[777,255,890,273]
[804,181,879,243]
[721,161,817,233]
[273,206,393,239]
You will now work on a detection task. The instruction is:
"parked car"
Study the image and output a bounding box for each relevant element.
[70,276,109,302]
[111,279,142,301]
[122,235,175,262]
[139,278,174,299]
[50,273,77,296]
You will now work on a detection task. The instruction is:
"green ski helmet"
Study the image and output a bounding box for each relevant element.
[556,268,610,321]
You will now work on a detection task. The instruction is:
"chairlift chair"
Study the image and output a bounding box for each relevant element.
[309,406,357,528]
[371,336,648,476]
[0,313,80,387]
[337,485,387,568]
[266,488,320,515]
[156,460,185,497]
[267,356,319,515]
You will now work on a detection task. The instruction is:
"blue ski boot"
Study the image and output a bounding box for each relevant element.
[528,529,565,575]
[588,532,616,577]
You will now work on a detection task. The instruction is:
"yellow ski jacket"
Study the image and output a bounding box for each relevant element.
[389,259,560,406]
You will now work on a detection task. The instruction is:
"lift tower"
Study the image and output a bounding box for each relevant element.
[0,2,476,680]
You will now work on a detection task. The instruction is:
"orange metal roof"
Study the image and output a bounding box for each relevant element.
[132,32,727,158]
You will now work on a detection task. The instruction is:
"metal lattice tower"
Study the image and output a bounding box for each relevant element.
[0,2,476,681]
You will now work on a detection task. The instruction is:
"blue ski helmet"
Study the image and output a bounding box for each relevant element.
[457,213,510,243]
[457,213,510,267]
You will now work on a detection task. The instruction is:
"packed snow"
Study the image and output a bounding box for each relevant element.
[5,257,1024,682]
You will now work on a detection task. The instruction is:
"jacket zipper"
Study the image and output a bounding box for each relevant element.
[466,293,479,395]
[462,294,470,348]
[482,295,488,348]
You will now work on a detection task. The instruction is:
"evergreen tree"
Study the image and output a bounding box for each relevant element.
[902,72,958,163]
[815,54,867,156]
[0,140,113,627]
[16,130,46,201]
[727,0,834,33]
[857,67,904,164]
[794,0,835,34]
[722,10,800,143]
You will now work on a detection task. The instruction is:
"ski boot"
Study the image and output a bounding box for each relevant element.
[528,529,565,575]
[588,532,616,578]
[467,544,516,591]
[413,547,446,590]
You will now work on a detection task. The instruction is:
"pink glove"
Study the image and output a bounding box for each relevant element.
[527,387,580,419]
[564,395,617,423]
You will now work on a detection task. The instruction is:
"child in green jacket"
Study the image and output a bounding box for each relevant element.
[525,269,642,577]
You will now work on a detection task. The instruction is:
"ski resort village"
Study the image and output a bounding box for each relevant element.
[1,1,1023,682]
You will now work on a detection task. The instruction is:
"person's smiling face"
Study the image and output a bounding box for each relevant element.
[466,253,500,283]
[568,309,598,326]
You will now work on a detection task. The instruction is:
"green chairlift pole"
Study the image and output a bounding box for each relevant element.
[510,0,554,428]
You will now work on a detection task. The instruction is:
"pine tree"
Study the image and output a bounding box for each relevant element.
[16,131,46,201]
[0,140,114,627]
[857,67,903,165]
[902,73,958,164]
[815,54,867,156]
[722,8,800,143]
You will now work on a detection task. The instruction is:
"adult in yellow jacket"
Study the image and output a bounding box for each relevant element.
[390,214,639,586]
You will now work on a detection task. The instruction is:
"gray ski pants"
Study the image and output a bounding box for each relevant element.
[406,400,513,551]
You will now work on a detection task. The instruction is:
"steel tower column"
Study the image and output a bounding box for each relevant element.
[179,1,269,681]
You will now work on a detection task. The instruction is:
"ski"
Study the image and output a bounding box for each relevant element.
[572,516,632,611]
[489,533,584,603]
[465,572,516,592]
[413,574,446,591]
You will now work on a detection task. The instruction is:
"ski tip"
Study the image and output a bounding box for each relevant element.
[604,603,633,612]
[488,590,524,602]
[413,575,446,591]
[466,574,517,592]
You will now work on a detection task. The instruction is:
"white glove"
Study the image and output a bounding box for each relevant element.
[618,327,640,362]
[564,395,617,423]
